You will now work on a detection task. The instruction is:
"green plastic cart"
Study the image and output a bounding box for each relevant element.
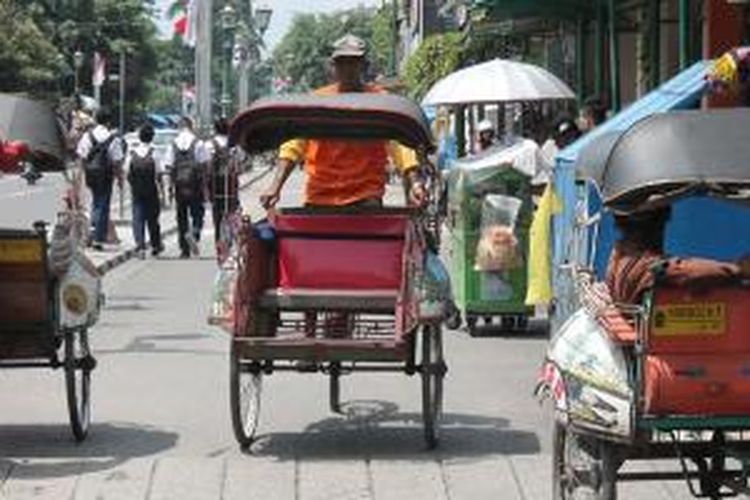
[446,142,535,335]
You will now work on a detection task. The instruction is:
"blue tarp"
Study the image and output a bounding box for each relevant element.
[551,61,713,324]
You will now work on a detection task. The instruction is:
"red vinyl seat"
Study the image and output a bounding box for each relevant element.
[273,213,410,291]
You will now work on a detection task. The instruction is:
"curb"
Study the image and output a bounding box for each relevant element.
[94,225,179,275]
[92,168,270,275]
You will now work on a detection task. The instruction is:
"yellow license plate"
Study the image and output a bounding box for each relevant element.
[653,302,727,336]
[0,239,44,263]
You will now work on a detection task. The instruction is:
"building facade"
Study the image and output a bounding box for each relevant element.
[405,0,750,110]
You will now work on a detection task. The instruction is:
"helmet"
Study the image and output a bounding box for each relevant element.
[477,119,493,133]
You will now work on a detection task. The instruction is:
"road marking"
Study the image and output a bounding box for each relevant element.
[2,459,79,500]
[371,459,448,500]
[298,460,371,500]
[71,458,152,500]
[0,186,54,201]
[443,455,524,500]
[147,457,224,500]
[224,456,295,500]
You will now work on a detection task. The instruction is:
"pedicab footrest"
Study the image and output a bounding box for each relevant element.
[235,336,407,362]
[259,288,398,312]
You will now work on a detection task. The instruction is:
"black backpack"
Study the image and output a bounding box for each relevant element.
[210,138,232,198]
[83,131,117,188]
[173,139,202,201]
[128,148,158,200]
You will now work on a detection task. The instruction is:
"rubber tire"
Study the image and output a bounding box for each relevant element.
[65,328,91,442]
[443,308,462,331]
[552,422,617,500]
[466,315,478,336]
[230,341,262,449]
[421,324,444,449]
[329,362,341,414]
[501,315,515,332]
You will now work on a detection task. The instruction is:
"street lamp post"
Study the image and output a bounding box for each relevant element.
[73,50,84,96]
[221,4,237,118]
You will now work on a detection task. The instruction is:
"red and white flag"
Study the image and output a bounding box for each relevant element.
[92,52,106,87]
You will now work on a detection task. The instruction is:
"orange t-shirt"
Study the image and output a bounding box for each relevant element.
[280,83,411,206]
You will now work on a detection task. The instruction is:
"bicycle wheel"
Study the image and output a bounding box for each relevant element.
[229,341,262,448]
[421,324,445,449]
[552,422,618,500]
[329,362,342,414]
[65,328,92,441]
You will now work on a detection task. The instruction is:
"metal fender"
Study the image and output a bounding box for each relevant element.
[58,250,102,330]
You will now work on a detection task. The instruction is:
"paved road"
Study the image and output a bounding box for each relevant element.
[0,174,67,229]
[0,174,694,499]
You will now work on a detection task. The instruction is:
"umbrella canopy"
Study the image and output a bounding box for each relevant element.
[422,58,575,106]
[0,93,66,170]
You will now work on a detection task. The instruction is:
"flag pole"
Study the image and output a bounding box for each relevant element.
[195,0,213,137]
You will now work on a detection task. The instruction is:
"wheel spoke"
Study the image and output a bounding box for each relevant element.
[230,344,261,448]
[65,329,91,441]
[421,324,444,449]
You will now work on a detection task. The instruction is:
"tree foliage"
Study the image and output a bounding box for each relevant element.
[0,0,64,95]
[273,6,394,91]
[370,2,397,77]
[0,0,160,127]
[403,32,464,100]
[146,37,193,113]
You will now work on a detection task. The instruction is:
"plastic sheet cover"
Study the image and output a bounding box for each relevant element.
[475,195,522,272]
[446,139,547,210]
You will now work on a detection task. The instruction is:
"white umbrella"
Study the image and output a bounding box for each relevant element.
[422,58,576,106]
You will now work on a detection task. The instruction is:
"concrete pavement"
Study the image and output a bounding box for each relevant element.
[0,171,694,499]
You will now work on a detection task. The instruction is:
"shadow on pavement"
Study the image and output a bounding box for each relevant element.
[94,332,225,357]
[108,295,165,303]
[155,256,217,262]
[247,399,540,460]
[0,422,177,479]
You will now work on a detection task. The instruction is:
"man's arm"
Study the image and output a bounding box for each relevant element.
[109,136,126,189]
[259,139,305,209]
[194,140,211,200]
[387,142,427,206]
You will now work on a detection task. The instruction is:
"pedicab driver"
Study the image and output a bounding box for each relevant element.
[606,207,750,305]
[260,34,427,210]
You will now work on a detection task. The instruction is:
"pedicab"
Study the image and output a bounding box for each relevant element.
[422,59,574,334]
[216,93,449,449]
[0,93,101,441]
[536,108,750,498]
[444,139,542,335]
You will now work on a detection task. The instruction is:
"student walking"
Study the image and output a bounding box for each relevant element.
[126,124,164,258]
[76,108,124,251]
[165,117,209,258]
